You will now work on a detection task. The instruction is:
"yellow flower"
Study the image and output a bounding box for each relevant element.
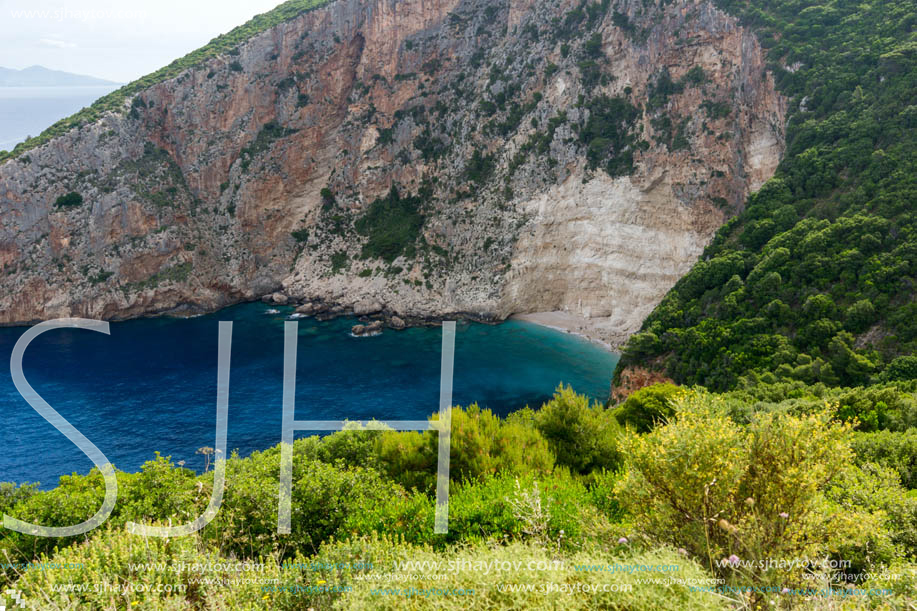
[317,580,327,585]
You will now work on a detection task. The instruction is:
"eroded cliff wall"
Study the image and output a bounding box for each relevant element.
[0,0,785,345]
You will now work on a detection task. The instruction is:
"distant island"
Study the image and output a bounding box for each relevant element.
[0,65,120,87]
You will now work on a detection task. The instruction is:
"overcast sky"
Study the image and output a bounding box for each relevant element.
[0,0,286,83]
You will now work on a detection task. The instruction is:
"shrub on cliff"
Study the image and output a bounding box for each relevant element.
[533,385,623,474]
[53,191,83,208]
[612,382,681,433]
[355,185,425,263]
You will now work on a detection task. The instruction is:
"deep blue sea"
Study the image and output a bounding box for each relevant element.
[0,303,618,487]
[0,86,120,152]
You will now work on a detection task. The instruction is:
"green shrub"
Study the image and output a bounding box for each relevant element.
[578,95,640,177]
[315,422,385,468]
[825,462,917,566]
[851,429,917,489]
[441,404,554,482]
[14,526,216,609]
[2,469,130,569]
[204,448,406,558]
[367,405,555,493]
[330,250,348,273]
[238,120,297,171]
[373,429,435,491]
[617,390,856,590]
[464,149,495,184]
[534,385,623,474]
[0,483,36,518]
[586,469,627,523]
[723,382,917,432]
[54,191,84,208]
[612,383,681,432]
[882,356,917,382]
[446,470,604,548]
[354,185,425,263]
[413,127,447,161]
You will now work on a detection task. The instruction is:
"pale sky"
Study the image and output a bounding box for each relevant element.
[0,0,287,83]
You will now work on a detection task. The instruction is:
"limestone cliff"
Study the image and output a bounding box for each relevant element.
[0,0,785,346]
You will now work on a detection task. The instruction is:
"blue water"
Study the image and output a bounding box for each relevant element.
[0,303,617,487]
[0,86,120,151]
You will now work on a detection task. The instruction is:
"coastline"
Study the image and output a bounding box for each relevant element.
[0,294,621,355]
[510,311,617,352]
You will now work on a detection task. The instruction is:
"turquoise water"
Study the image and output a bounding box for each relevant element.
[0,303,618,487]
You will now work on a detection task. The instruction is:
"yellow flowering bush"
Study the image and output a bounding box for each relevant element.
[617,391,854,590]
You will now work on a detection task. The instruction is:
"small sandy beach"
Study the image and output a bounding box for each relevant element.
[510,311,616,351]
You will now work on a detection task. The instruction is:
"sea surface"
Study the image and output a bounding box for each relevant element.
[0,303,618,487]
[0,85,120,152]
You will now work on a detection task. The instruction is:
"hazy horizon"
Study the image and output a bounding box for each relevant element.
[0,0,288,84]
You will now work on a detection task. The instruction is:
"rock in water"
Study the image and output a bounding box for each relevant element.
[352,320,383,336]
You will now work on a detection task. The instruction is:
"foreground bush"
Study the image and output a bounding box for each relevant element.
[307,536,725,611]
[4,384,916,608]
[12,527,321,610]
[533,384,624,474]
[617,390,856,590]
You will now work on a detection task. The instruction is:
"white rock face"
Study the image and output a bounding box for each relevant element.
[504,171,726,347]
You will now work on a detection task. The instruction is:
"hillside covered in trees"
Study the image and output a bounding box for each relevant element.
[616,0,917,390]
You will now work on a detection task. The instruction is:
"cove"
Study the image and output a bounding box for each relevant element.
[0,302,618,488]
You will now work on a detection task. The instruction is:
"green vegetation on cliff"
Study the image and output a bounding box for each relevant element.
[355,185,427,263]
[617,0,917,390]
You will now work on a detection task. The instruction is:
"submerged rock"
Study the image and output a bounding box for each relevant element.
[352,320,384,337]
